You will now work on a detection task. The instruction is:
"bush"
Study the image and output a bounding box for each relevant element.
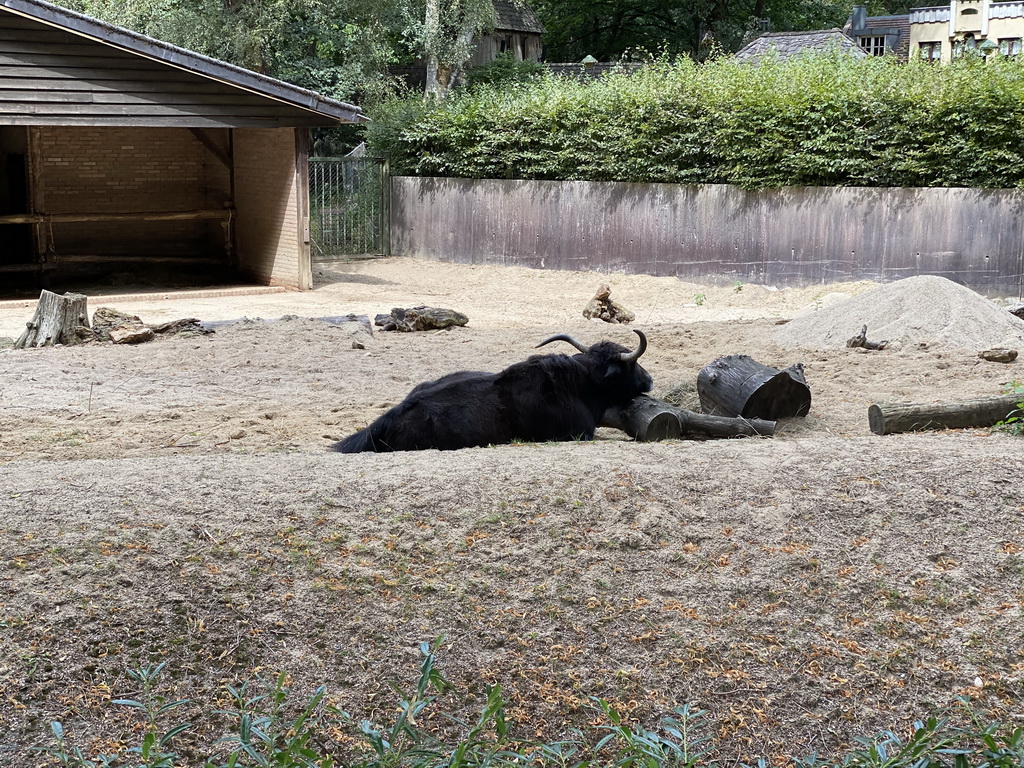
[463,52,546,90]
[366,53,1024,189]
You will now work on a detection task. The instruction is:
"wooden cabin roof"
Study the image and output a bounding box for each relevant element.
[0,0,365,127]
[492,0,545,34]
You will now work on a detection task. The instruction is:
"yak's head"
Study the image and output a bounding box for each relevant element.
[536,329,653,402]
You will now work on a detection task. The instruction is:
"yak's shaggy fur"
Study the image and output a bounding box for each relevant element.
[332,332,653,452]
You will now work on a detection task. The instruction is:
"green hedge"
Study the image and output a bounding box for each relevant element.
[366,54,1024,189]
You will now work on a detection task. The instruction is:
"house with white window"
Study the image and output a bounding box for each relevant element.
[910,0,1024,62]
[739,2,1024,63]
[846,5,912,58]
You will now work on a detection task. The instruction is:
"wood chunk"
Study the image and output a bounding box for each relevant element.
[109,327,155,344]
[387,306,468,332]
[868,394,1022,435]
[15,290,90,348]
[979,348,1018,363]
[846,324,888,350]
[151,318,212,336]
[583,283,635,324]
[697,355,811,420]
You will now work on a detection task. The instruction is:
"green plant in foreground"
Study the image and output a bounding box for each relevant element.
[32,647,1024,768]
[34,720,117,768]
[209,672,333,768]
[996,380,1024,436]
[113,662,193,768]
[592,699,716,768]
[693,293,706,307]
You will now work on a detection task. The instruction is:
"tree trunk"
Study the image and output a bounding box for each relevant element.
[868,394,1022,435]
[697,355,811,420]
[601,395,776,441]
[15,290,91,349]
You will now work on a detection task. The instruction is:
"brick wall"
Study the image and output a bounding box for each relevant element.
[34,126,230,257]
[233,127,309,289]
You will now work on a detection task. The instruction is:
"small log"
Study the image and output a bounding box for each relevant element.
[151,318,212,336]
[15,290,90,348]
[601,395,776,441]
[697,355,811,420]
[868,394,1022,435]
[846,324,888,350]
[383,306,468,332]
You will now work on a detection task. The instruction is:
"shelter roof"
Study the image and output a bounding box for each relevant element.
[0,0,365,124]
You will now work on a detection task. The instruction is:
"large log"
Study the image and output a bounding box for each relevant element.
[601,395,776,441]
[15,290,91,349]
[868,394,1023,435]
[697,355,811,420]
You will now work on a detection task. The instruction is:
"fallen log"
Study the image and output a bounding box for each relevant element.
[15,290,90,348]
[697,354,811,420]
[601,395,776,441]
[868,394,1022,435]
[377,306,468,332]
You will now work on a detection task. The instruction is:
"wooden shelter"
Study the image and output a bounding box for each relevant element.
[0,0,365,295]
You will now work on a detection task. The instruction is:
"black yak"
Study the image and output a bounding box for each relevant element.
[331,330,653,452]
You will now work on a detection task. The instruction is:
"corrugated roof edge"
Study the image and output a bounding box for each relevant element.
[0,0,367,123]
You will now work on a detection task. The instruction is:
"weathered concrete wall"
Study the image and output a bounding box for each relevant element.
[392,177,1024,297]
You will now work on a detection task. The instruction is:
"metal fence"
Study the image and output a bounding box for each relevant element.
[308,157,389,260]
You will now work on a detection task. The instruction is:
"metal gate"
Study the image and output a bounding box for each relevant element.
[309,157,389,260]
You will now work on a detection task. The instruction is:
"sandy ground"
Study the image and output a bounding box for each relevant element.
[1,258,1023,766]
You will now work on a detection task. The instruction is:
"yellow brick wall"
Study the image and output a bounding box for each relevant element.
[233,127,310,290]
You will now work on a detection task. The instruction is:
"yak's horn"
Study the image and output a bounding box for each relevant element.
[619,329,648,363]
[536,333,589,353]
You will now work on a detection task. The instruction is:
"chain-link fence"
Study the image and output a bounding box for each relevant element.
[309,157,389,259]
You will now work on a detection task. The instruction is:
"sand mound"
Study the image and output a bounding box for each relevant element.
[774,275,1024,351]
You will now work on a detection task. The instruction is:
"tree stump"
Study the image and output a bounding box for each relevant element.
[601,395,776,441]
[868,394,1022,435]
[15,290,91,349]
[697,355,811,420]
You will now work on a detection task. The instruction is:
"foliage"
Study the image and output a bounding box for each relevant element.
[368,53,1024,189]
[996,380,1024,435]
[33,647,1024,768]
[209,672,334,767]
[465,53,547,90]
[60,0,405,105]
[532,0,852,62]
[403,0,497,99]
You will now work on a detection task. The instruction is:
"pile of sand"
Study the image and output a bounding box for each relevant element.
[774,275,1024,351]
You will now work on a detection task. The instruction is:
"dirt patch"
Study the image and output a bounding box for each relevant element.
[1,259,1023,766]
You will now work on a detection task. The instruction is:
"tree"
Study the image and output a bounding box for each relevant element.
[61,0,405,105]
[404,0,497,99]
[532,0,850,61]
